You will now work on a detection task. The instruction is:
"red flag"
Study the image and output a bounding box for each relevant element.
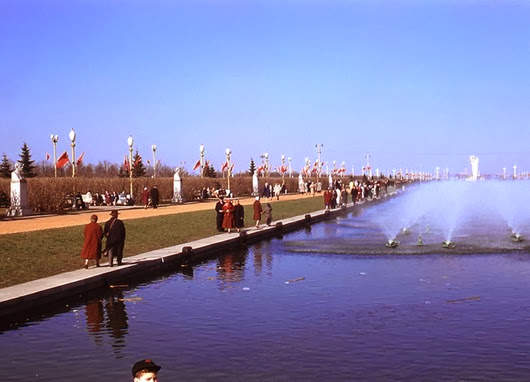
[76,152,85,166]
[230,163,235,173]
[46,152,50,161]
[123,156,130,172]
[56,151,69,168]
[193,159,201,171]
[222,162,228,172]
[134,155,141,167]
[257,165,264,174]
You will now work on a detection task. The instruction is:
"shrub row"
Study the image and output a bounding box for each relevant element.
[0,175,319,213]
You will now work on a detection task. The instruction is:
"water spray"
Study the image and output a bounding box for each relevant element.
[386,238,399,248]
[417,234,423,246]
[512,233,524,242]
[401,227,411,235]
[442,240,456,249]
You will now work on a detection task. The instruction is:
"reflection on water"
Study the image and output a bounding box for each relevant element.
[85,291,129,357]
[1,202,530,381]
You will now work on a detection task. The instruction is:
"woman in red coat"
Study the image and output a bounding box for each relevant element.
[81,214,103,268]
[221,199,235,233]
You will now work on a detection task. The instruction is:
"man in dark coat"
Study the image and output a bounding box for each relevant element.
[150,185,159,209]
[215,197,224,232]
[103,210,126,267]
[233,199,244,232]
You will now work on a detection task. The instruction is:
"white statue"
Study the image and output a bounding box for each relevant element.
[173,167,182,203]
[328,174,333,188]
[252,170,259,196]
[298,173,305,193]
[11,162,22,181]
[9,162,31,216]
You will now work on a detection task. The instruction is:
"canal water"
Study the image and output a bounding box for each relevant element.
[2,190,530,381]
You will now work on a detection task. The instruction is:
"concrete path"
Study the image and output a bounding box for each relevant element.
[0,193,316,235]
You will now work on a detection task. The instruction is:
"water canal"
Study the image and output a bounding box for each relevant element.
[1,182,530,381]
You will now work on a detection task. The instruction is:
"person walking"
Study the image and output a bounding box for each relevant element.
[132,359,161,382]
[222,198,235,233]
[141,187,149,209]
[264,203,273,226]
[253,196,263,228]
[215,196,224,232]
[149,185,159,208]
[103,210,126,267]
[233,199,244,233]
[81,214,103,269]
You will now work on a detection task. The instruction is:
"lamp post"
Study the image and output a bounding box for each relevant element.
[151,144,157,178]
[200,144,205,177]
[50,134,59,177]
[305,157,309,179]
[315,143,323,186]
[127,135,134,198]
[281,154,285,182]
[288,157,292,178]
[226,147,232,194]
[69,129,76,177]
[264,152,269,177]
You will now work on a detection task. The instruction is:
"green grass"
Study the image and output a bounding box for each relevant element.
[0,196,325,288]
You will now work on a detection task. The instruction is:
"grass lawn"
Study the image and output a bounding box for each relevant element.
[0,196,325,289]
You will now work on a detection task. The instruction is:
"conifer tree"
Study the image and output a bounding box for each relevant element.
[205,164,216,178]
[0,153,12,178]
[18,142,37,178]
[249,158,256,175]
[132,150,147,177]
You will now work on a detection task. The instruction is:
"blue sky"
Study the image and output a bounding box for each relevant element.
[1,0,529,175]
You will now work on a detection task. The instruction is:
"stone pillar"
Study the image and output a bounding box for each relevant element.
[173,167,182,203]
[8,167,32,216]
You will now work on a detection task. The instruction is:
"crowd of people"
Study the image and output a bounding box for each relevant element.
[214,195,273,233]
[323,179,388,209]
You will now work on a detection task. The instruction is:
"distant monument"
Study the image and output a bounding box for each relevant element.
[173,167,182,203]
[469,155,479,181]
[8,162,32,216]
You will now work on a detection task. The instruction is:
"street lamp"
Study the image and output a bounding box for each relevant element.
[305,157,309,179]
[315,143,323,186]
[288,157,292,178]
[151,144,157,178]
[200,144,205,177]
[226,147,232,194]
[281,154,285,182]
[69,129,76,177]
[127,135,134,198]
[50,134,59,177]
[264,152,269,177]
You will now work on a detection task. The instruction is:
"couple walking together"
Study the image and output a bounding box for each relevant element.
[81,210,126,268]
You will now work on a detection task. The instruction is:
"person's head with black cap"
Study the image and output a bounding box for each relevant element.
[132,359,161,382]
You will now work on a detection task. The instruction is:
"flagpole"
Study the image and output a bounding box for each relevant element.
[69,129,76,177]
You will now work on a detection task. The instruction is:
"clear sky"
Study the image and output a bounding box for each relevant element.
[1,0,529,175]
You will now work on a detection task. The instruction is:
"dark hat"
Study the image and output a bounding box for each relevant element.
[132,359,161,377]
[110,210,119,216]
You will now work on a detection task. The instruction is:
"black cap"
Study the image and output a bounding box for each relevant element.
[132,359,161,377]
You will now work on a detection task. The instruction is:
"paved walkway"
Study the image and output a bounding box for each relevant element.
[0,193,316,235]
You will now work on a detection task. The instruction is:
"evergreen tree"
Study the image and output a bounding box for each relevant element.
[249,158,256,175]
[205,164,216,178]
[18,142,37,178]
[0,153,12,178]
[132,150,147,177]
